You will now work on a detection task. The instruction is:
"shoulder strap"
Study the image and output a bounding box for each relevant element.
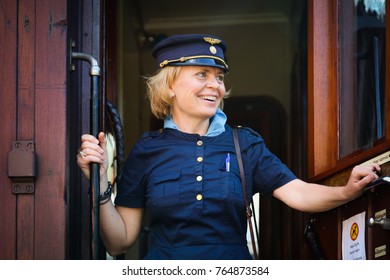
[233,127,259,260]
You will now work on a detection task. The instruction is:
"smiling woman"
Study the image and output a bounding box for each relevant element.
[76,33,380,260]
[145,34,230,136]
[167,66,226,135]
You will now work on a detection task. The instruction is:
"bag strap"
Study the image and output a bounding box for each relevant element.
[233,127,259,260]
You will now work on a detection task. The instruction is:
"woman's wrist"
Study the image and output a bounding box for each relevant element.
[99,181,113,205]
[100,173,108,184]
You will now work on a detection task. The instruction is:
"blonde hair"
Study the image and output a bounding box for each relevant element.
[145,66,231,119]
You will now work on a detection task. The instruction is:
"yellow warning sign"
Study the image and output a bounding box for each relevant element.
[350,222,359,241]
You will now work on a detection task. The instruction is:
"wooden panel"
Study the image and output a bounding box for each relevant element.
[1,0,105,260]
[307,0,390,182]
[16,0,36,260]
[311,162,390,260]
[367,186,390,260]
[1,0,68,260]
[387,0,390,141]
[307,0,338,177]
[0,0,17,260]
[34,0,67,259]
[310,209,339,259]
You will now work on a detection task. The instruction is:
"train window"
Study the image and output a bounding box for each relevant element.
[308,0,389,178]
[338,0,386,158]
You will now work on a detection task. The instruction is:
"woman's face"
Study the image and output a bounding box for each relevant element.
[169,66,226,121]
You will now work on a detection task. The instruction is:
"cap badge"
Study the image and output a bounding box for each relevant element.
[204,37,221,54]
[203,37,221,45]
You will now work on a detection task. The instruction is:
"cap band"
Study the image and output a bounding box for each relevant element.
[159,55,228,69]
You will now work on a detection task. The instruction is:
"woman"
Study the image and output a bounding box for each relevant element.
[77,34,380,260]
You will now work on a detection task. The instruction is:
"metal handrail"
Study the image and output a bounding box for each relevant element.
[71,50,102,260]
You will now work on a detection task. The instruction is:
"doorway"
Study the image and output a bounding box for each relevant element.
[108,0,308,259]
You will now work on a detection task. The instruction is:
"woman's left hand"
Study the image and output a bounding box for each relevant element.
[344,163,381,199]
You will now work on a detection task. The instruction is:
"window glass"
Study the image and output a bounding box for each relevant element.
[339,0,386,157]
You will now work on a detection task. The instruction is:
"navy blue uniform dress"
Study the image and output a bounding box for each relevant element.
[115,123,296,259]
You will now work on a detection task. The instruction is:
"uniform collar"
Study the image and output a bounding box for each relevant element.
[164,108,227,136]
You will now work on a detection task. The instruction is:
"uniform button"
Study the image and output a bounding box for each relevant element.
[197,157,203,162]
[196,175,203,181]
[196,194,203,201]
[197,140,203,146]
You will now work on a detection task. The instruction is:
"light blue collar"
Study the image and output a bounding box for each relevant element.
[164,108,227,136]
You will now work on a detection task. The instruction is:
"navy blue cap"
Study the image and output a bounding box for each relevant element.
[152,34,228,72]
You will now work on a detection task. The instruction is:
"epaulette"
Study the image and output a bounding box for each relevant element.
[147,128,164,137]
[138,128,164,143]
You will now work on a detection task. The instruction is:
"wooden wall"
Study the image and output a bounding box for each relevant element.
[0,0,68,259]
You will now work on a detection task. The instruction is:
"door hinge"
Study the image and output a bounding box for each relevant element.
[7,141,37,194]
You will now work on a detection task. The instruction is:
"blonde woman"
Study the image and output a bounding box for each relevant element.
[77,34,380,260]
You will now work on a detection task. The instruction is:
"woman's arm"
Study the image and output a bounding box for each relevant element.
[77,132,144,256]
[99,183,144,256]
[273,164,380,212]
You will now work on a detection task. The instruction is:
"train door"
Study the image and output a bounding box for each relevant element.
[0,0,109,259]
[67,0,114,259]
[301,0,390,260]
[0,0,68,259]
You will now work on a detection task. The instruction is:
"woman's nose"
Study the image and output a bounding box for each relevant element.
[207,76,221,89]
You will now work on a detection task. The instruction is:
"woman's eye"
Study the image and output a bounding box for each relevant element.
[197,72,207,78]
[216,75,224,83]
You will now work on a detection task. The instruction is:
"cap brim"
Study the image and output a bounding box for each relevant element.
[169,58,228,72]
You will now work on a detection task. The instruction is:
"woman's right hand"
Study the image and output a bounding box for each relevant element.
[77,132,108,180]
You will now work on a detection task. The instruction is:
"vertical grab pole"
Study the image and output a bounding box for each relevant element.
[71,51,102,260]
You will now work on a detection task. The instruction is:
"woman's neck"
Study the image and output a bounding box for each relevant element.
[172,116,210,136]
